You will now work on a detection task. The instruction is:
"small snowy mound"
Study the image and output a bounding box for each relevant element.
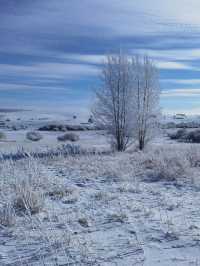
[26,131,43,142]
[57,133,79,142]
[0,132,6,140]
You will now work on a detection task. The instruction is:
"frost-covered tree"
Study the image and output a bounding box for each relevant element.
[132,55,160,150]
[93,53,160,151]
[92,53,134,151]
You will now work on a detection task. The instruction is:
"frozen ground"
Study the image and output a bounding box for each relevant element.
[0,109,200,154]
[0,130,108,154]
[0,109,107,154]
[0,148,200,265]
[0,110,200,265]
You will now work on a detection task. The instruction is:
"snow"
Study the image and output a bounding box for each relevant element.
[0,111,200,265]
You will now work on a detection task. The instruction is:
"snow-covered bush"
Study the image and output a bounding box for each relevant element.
[58,144,83,155]
[14,180,44,215]
[176,129,187,139]
[186,146,200,167]
[0,203,16,227]
[141,148,190,181]
[0,131,6,140]
[57,133,79,142]
[168,129,187,140]
[169,129,200,143]
[107,212,128,223]
[186,130,200,143]
[47,185,79,203]
[26,131,43,141]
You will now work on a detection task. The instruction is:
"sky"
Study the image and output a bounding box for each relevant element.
[1,0,200,116]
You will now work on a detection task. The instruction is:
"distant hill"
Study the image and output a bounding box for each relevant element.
[0,108,29,113]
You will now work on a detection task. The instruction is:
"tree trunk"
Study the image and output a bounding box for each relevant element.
[139,138,144,150]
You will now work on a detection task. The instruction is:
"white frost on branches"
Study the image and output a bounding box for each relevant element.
[132,55,160,150]
[93,53,160,151]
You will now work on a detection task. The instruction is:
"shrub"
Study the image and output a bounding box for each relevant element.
[14,181,44,215]
[168,129,187,140]
[169,129,200,143]
[0,131,6,140]
[186,146,200,167]
[26,131,43,141]
[142,149,189,182]
[57,133,79,142]
[107,212,128,223]
[186,130,200,143]
[57,144,83,155]
[0,203,16,227]
[78,217,91,227]
[176,129,187,139]
[47,186,78,201]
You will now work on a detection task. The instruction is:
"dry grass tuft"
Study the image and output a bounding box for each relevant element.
[14,180,44,215]
[0,203,16,227]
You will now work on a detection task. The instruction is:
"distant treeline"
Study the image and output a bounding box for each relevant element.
[163,121,200,129]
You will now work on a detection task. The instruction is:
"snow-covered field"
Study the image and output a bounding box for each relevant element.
[0,110,108,154]
[0,130,108,154]
[0,110,200,265]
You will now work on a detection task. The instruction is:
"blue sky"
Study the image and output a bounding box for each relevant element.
[1,0,200,116]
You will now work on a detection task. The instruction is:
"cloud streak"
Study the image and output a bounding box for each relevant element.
[1,1,200,113]
[162,88,200,97]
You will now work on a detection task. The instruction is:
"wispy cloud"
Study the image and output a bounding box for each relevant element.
[63,54,106,65]
[1,0,200,113]
[137,48,200,61]
[0,62,99,79]
[156,61,194,70]
[162,88,200,97]
[162,79,200,85]
[0,82,70,91]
